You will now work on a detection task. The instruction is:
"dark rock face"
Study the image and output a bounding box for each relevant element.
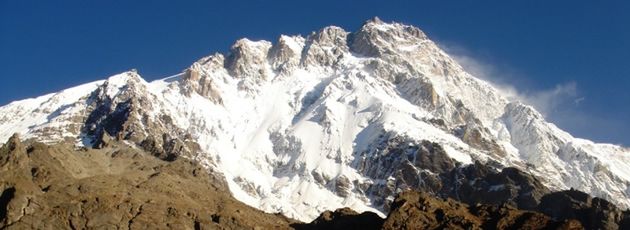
[442,161,549,211]
[354,133,547,213]
[0,187,15,222]
[354,134,457,209]
[139,134,196,162]
[0,137,296,229]
[352,133,629,229]
[80,73,203,162]
[538,189,630,230]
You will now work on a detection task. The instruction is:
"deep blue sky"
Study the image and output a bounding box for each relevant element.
[1,1,628,145]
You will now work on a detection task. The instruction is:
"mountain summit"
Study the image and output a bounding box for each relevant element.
[1,19,628,221]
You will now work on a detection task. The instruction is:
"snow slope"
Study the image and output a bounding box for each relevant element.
[0,18,628,221]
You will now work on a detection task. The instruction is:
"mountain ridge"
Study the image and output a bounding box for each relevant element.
[0,18,629,221]
[8,135,630,229]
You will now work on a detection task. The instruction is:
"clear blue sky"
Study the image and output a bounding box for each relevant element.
[1,0,628,145]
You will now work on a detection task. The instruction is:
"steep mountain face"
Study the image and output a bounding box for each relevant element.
[1,17,629,221]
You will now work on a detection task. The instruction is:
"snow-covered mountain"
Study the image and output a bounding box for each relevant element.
[1,17,629,221]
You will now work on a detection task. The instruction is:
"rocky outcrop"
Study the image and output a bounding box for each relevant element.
[296,190,582,230]
[269,35,305,75]
[453,123,507,158]
[349,17,427,58]
[181,63,224,104]
[300,26,349,68]
[292,208,383,230]
[382,191,581,230]
[2,137,627,229]
[0,138,296,229]
[441,161,550,211]
[354,134,547,213]
[0,134,28,170]
[538,189,630,230]
[354,135,455,211]
[396,75,440,109]
[224,38,272,80]
[81,72,202,162]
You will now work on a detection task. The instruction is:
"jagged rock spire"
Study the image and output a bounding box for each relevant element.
[224,38,272,80]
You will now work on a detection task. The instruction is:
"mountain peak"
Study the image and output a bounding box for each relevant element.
[350,18,428,57]
[307,25,348,47]
[0,19,629,222]
[224,38,272,80]
[104,70,143,85]
[366,16,384,24]
[269,35,304,74]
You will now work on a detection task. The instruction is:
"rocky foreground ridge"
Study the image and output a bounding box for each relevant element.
[299,189,630,230]
[2,136,629,229]
[0,135,296,229]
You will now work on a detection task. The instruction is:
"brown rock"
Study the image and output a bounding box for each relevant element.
[538,189,630,229]
[296,190,584,230]
[292,207,383,230]
[0,138,297,229]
